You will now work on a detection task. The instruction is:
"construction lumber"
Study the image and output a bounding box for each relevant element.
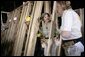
[1,11,9,14]
[75,8,84,38]
[12,1,32,56]
[46,1,57,56]
[12,2,27,56]
[7,9,20,41]
[80,8,84,38]
[3,12,11,42]
[4,6,22,42]
[23,1,36,56]
[26,1,43,56]
[5,11,15,41]
[44,1,51,14]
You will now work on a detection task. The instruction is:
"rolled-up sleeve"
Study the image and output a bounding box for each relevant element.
[61,11,73,31]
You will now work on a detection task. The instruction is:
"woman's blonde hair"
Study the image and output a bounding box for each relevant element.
[57,1,71,10]
[40,13,51,22]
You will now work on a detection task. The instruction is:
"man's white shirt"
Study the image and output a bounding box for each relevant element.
[60,9,82,40]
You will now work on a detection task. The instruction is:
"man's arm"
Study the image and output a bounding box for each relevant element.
[60,11,73,38]
[61,31,71,38]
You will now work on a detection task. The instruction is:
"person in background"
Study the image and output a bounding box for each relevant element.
[39,13,52,56]
[34,13,52,56]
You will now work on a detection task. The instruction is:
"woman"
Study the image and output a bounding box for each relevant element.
[40,13,51,38]
[40,13,60,56]
[56,1,84,56]
[40,13,51,56]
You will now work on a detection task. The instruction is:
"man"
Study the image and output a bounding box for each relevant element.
[56,1,84,56]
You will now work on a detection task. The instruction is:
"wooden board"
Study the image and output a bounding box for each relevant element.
[46,1,62,56]
[26,1,43,56]
[44,1,51,14]
[23,1,37,56]
[6,11,15,41]
[12,1,32,56]
[46,1,57,56]
[79,8,84,41]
